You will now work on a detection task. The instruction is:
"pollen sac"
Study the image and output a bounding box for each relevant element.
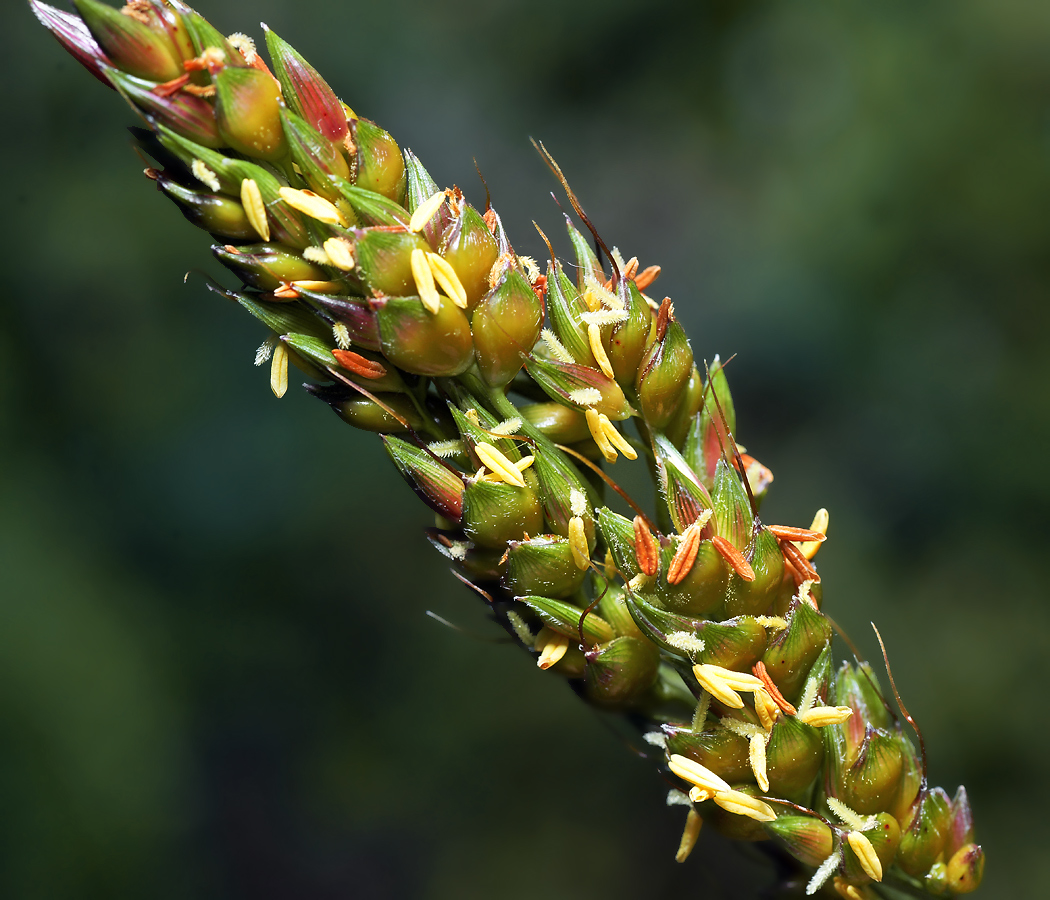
[842,813,900,882]
[214,67,288,162]
[375,294,474,377]
[263,25,347,142]
[107,70,223,147]
[156,174,256,240]
[383,435,465,523]
[584,636,660,709]
[636,308,694,430]
[708,784,772,843]
[461,479,544,549]
[896,786,953,878]
[760,599,833,704]
[503,536,588,599]
[518,403,591,444]
[212,243,328,291]
[764,815,835,868]
[350,118,407,203]
[472,268,543,386]
[281,109,351,201]
[73,0,183,82]
[765,715,824,800]
[440,205,499,310]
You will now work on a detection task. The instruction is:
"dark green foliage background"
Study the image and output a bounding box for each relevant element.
[3,1,1047,896]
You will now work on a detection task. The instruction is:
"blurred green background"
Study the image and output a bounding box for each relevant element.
[3,0,1048,897]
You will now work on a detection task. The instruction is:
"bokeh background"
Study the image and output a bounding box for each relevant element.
[3,0,1048,897]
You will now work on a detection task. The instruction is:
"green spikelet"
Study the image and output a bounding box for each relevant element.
[32,2,984,894]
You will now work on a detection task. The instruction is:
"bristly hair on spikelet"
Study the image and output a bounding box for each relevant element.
[31,1,984,896]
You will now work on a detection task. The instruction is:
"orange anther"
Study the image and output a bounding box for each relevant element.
[767,525,826,543]
[332,349,387,380]
[712,535,755,582]
[752,661,797,716]
[667,527,702,585]
[273,282,300,299]
[634,265,662,291]
[621,256,639,282]
[656,297,673,340]
[483,207,498,234]
[633,515,660,577]
[780,539,821,584]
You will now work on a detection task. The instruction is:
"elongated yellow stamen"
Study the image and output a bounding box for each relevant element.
[796,705,853,727]
[675,809,703,863]
[598,413,638,460]
[568,516,590,569]
[409,247,441,313]
[241,178,269,241]
[535,627,569,669]
[426,252,468,308]
[799,508,829,560]
[474,442,526,487]
[667,754,731,793]
[586,408,618,462]
[277,187,349,226]
[847,831,883,882]
[409,190,446,232]
[712,790,776,823]
[749,732,770,792]
[588,323,615,379]
[270,342,288,398]
[323,237,356,271]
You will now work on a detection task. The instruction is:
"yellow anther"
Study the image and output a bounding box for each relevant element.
[474,443,526,487]
[535,627,569,669]
[675,809,703,863]
[586,408,618,463]
[711,790,777,823]
[515,455,535,473]
[409,190,446,233]
[588,322,615,379]
[270,342,288,398]
[627,572,650,593]
[833,878,867,900]
[290,280,345,293]
[426,252,468,308]
[749,732,770,792]
[277,187,349,226]
[688,786,712,804]
[192,158,220,191]
[754,688,779,732]
[692,663,765,710]
[796,705,853,727]
[410,247,441,313]
[800,508,829,560]
[598,413,638,460]
[667,754,731,794]
[568,516,590,570]
[847,831,883,882]
[240,178,270,241]
[323,237,356,271]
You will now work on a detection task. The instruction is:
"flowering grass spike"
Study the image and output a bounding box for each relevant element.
[32,2,984,896]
